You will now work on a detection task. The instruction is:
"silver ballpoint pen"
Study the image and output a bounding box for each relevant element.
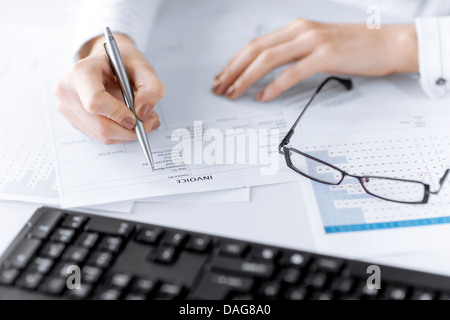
[103,27,155,170]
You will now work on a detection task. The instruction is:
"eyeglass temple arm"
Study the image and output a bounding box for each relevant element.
[430,169,450,195]
[278,77,353,154]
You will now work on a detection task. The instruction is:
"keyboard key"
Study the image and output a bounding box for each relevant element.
[331,277,354,295]
[136,227,163,245]
[81,266,103,284]
[359,283,380,299]
[66,284,92,300]
[40,276,66,295]
[62,246,89,264]
[258,282,281,299]
[315,257,344,273]
[231,294,254,300]
[50,228,75,244]
[219,242,248,257]
[125,294,147,300]
[55,262,75,278]
[0,268,20,285]
[163,231,187,247]
[186,236,211,253]
[385,286,408,300]
[29,211,61,240]
[284,252,310,268]
[16,271,43,290]
[191,272,254,300]
[252,247,279,262]
[97,288,122,300]
[211,256,274,278]
[62,215,87,230]
[99,236,122,253]
[339,295,360,300]
[311,291,333,300]
[88,252,113,269]
[280,268,301,284]
[132,278,156,295]
[286,287,307,300]
[154,247,176,264]
[124,293,147,301]
[85,218,134,238]
[305,273,328,290]
[411,290,435,300]
[76,232,99,249]
[109,273,132,289]
[156,283,183,300]
[6,238,41,269]
[40,242,65,259]
[439,293,450,300]
[30,257,54,274]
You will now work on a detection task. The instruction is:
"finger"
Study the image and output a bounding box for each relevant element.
[69,106,160,143]
[57,99,135,145]
[142,111,161,134]
[63,88,143,142]
[213,19,314,95]
[126,61,166,122]
[257,55,320,102]
[73,60,138,130]
[225,36,316,100]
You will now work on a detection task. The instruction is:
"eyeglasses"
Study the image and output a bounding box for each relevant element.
[279,76,450,204]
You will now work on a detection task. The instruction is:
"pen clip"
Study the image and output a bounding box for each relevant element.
[104,43,118,82]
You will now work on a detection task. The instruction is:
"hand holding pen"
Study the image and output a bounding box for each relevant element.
[54,29,164,147]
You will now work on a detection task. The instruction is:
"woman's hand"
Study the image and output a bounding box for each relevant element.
[213,19,418,102]
[55,34,165,145]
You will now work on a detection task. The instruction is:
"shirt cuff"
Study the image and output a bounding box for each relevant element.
[70,0,161,60]
[415,16,450,99]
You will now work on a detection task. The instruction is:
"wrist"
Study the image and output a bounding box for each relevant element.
[390,24,419,74]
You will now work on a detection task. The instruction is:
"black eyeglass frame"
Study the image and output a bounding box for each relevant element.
[278,76,450,205]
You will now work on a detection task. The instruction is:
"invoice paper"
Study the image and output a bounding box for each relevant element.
[46,2,309,208]
[49,89,297,207]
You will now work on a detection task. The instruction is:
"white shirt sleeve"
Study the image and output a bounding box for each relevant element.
[71,0,161,59]
[415,16,450,99]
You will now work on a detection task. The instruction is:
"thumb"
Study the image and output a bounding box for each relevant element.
[128,62,166,121]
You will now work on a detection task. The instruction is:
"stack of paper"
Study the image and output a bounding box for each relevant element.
[0,25,251,213]
[1,1,306,210]
[39,2,308,209]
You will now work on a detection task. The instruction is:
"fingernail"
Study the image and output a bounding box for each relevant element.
[122,117,136,130]
[152,119,161,130]
[226,86,235,98]
[255,91,264,101]
[212,78,221,91]
[138,104,154,122]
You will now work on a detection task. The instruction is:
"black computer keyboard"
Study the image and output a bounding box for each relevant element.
[1,207,450,300]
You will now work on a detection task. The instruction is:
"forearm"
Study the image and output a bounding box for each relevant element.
[388,24,418,74]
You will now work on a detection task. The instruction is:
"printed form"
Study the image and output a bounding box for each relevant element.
[284,77,450,256]
[47,4,303,208]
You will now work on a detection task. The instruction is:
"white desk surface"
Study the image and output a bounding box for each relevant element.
[2,0,450,278]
